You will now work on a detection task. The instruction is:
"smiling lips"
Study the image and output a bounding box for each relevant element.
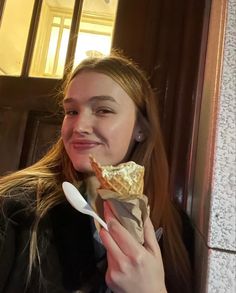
[71,139,101,151]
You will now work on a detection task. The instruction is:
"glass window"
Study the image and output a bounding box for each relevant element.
[73,0,118,69]
[0,0,118,78]
[0,0,34,76]
[29,0,75,78]
[53,16,61,25]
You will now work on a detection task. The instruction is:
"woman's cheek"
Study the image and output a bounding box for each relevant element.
[61,119,72,138]
[107,120,135,148]
[61,124,67,140]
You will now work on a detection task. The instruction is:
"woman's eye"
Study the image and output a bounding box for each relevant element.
[65,110,78,116]
[95,108,114,115]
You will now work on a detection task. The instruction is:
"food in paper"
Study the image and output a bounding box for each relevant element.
[90,156,149,244]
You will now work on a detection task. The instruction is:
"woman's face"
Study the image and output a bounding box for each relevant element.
[61,71,140,173]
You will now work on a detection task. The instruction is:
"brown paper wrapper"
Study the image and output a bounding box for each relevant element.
[98,189,149,244]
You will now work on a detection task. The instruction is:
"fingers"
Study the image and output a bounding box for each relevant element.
[99,201,129,262]
[102,201,143,258]
[99,201,166,293]
[100,201,160,261]
[99,227,124,262]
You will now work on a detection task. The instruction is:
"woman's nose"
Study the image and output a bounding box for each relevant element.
[73,113,93,135]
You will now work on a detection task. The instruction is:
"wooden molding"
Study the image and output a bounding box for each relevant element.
[191,0,228,236]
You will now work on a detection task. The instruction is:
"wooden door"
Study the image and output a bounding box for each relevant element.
[0,77,61,173]
[0,0,211,209]
[113,0,211,209]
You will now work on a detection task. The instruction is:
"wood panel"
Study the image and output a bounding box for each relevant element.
[0,107,28,174]
[0,77,62,175]
[19,111,61,168]
[0,77,61,111]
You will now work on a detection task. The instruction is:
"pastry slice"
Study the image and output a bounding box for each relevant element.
[89,156,144,197]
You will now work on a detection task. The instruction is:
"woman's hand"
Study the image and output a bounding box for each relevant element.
[99,201,167,293]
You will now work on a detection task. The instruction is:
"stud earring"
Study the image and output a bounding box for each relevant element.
[136,133,143,142]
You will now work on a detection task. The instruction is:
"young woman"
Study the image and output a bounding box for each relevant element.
[0,53,192,292]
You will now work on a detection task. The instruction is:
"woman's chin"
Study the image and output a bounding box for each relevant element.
[73,161,93,174]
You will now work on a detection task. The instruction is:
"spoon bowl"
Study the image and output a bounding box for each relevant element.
[62,181,108,231]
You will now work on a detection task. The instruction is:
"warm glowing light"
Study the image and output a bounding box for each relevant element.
[45,27,59,74]
[29,0,118,78]
[74,33,111,67]
[56,28,70,76]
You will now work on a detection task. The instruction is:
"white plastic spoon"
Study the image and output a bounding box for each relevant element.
[62,181,108,231]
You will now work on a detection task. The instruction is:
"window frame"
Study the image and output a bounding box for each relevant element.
[21,0,83,78]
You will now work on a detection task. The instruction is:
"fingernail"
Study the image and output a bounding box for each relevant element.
[103,200,110,210]
[107,220,114,232]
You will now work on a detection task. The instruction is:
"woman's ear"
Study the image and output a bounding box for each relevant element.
[133,112,147,142]
[134,125,145,142]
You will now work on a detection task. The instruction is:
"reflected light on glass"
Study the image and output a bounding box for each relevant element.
[45,27,59,75]
[74,33,111,65]
[56,28,70,76]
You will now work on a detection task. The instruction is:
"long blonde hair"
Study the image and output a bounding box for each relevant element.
[0,52,191,290]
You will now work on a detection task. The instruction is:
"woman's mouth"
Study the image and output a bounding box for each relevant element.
[71,140,101,151]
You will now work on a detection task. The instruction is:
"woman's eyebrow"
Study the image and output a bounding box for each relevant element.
[63,97,75,104]
[90,95,118,103]
[63,95,118,104]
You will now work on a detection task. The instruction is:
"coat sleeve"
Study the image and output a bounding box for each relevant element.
[0,197,34,293]
[0,198,70,293]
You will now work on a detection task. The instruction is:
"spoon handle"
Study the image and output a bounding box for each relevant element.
[62,181,108,231]
[91,211,108,231]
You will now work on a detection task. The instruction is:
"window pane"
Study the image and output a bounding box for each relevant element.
[45,27,60,75]
[29,0,75,78]
[75,32,111,61]
[73,0,118,68]
[64,18,71,27]
[0,0,34,76]
[56,28,70,76]
[53,17,61,25]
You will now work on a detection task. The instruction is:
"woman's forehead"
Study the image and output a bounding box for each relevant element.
[67,71,125,94]
[64,71,136,107]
